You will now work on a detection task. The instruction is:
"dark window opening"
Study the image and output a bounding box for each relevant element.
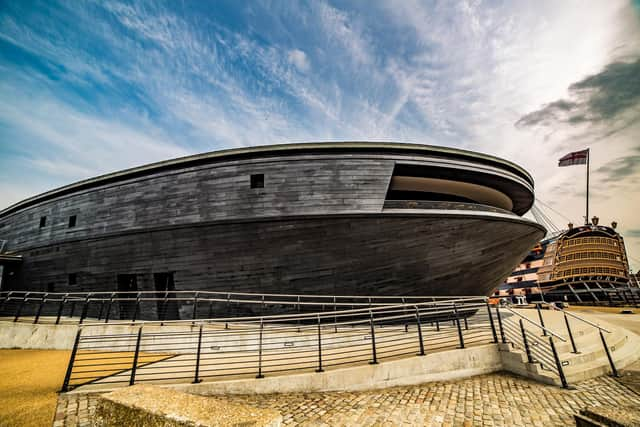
[39,216,47,228]
[47,283,55,293]
[68,215,77,228]
[386,190,477,203]
[116,274,138,320]
[68,273,77,285]
[250,173,264,189]
[154,272,179,320]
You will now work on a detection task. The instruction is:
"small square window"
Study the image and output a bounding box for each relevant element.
[68,215,77,228]
[68,273,77,285]
[39,216,47,228]
[250,174,264,189]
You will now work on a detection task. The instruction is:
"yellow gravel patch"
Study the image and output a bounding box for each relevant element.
[0,349,70,427]
[69,351,173,389]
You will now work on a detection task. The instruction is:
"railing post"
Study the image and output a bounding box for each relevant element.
[256,319,264,378]
[225,293,230,329]
[453,303,465,349]
[599,330,619,377]
[193,324,203,383]
[496,305,506,343]
[536,303,547,336]
[79,294,90,325]
[548,336,569,388]
[192,292,199,321]
[55,295,68,325]
[68,299,76,319]
[519,319,534,363]
[333,296,337,333]
[132,292,141,323]
[160,290,169,323]
[296,295,301,332]
[435,319,440,331]
[104,293,114,324]
[97,300,105,320]
[13,292,29,322]
[487,302,498,343]
[0,291,10,313]
[129,327,143,386]
[61,328,82,392]
[402,298,408,332]
[369,310,378,364]
[415,306,425,356]
[34,293,48,324]
[563,313,579,354]
[316,315,324,372]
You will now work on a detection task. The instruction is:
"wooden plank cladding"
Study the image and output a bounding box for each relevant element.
[0,142,545,308]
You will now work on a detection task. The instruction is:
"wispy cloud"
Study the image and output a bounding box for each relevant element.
[1,0,640,269]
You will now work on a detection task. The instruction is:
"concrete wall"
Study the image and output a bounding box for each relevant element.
[176,344,502,395]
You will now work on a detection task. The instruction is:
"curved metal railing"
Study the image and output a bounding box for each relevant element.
[0,290,480,325]
[53,296,498,392]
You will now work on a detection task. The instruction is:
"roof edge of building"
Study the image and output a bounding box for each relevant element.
[0,141,533,218]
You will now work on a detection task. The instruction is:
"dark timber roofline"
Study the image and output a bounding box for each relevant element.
[0,141,534,217]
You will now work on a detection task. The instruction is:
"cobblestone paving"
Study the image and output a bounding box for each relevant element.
[53,373,640,426]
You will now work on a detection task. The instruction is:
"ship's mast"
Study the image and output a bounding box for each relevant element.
[585,148,590,225]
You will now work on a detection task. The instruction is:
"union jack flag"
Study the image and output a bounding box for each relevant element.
[558,149,589,167]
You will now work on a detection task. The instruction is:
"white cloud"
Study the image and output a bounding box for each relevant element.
[1,0,639,269]
[287,49,310,72]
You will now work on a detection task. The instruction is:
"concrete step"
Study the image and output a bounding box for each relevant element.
[499,311,640,386]
[498,344,560,386]
[563,332,640,382]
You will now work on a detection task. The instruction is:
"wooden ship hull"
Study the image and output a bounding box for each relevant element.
[497,220,634,303]
[0,142,544,318]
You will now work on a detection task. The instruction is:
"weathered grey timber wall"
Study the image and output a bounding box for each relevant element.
[0,145,544,316]
[0,155,395,251]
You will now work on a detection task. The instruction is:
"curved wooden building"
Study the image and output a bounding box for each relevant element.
[0,142,544,309]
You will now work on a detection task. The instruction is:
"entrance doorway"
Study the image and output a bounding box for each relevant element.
[116,274,137,320]
[154,272,179,320]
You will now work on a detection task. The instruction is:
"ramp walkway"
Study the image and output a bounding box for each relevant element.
[2,291,639,394]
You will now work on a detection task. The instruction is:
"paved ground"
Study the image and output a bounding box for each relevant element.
[54,372,640,426]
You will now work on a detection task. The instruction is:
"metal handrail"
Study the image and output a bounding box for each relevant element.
[549,304,611,333]
[0,289,486,325]
[502,306,566,341]
[0,290,477,300]
[58,296,497,392]
[85,300,486,327]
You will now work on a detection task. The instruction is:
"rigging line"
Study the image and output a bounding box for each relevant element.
[534,198,577,224]
[531,203,558,233]
[537,207,560,233]
[531,205,557,234]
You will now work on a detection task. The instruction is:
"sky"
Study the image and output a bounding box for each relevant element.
[1,0,639,270]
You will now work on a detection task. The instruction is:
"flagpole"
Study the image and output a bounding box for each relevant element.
[586,148,590,225]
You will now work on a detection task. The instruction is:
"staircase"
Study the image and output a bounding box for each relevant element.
[496,305,640,387]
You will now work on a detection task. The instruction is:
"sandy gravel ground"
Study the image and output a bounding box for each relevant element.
[0,349,70,427]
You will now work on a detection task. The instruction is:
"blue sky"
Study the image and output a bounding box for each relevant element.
[1,0,639,269]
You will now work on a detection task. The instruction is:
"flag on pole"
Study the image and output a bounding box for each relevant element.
[558,149,589,167]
